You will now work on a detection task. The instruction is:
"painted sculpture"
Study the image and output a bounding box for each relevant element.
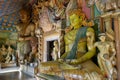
[16,6,35,64]
[51,40,59,60]
[61,8,95,64]
[94,33,117,80]
[38,8,102,80]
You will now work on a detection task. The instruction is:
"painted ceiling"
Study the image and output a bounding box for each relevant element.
[0,0,35,32]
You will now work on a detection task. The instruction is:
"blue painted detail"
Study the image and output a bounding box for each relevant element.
[94,4,101,17]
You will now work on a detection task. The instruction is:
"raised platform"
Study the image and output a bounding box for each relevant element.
[39,60,103,80]
[0,67,20,73]
[20,64,37,77]
[0,63,17,69]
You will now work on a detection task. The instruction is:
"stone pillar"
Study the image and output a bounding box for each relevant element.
[99,17,104,32]
[101,13,115,41]
[35,27,44,62]
[113,13,120,80]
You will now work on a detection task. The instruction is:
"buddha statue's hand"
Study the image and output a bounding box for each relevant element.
[65,59,71,64]
[70,59,79,65]
[18,37,24,41]
[58,58,64,62]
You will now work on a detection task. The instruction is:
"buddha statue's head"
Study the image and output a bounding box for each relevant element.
[69,9,85,29]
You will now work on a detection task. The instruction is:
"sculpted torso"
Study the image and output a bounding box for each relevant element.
[95,42,110,54]
[17,23,35,37]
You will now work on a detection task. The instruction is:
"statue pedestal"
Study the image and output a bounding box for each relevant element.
[20,63,37,77]
[0,63,17,68]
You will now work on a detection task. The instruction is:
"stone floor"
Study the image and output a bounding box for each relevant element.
[0,71,36,80]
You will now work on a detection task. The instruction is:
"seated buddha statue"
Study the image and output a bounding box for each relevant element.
[38,8,102,80]
[61,9,95,64]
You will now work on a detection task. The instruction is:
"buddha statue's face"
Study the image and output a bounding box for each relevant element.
[69,14,82,29]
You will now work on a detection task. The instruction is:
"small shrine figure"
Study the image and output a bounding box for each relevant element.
[51,40,59,61]
[5,45,15,63]
[0,45,7,63]
[94,33,117,80]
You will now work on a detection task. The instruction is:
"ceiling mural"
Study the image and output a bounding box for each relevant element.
[0,0,35,32]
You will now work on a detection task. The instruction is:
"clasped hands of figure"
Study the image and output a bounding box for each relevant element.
[58,58,79,64]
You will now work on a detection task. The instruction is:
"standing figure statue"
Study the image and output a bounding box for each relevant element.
[16,6,35,64]
[94,33,117,80]
[51,40,59,61]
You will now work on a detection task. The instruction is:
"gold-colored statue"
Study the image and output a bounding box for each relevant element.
[61,9,95,64]
[16,7,35,63]
[94,33,117,80]
[38,8,102,80]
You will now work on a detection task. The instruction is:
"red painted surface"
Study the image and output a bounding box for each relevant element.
[82,0,91,19]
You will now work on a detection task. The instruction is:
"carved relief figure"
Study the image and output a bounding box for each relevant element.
[38,8,103,80]
[94,33,117,80]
